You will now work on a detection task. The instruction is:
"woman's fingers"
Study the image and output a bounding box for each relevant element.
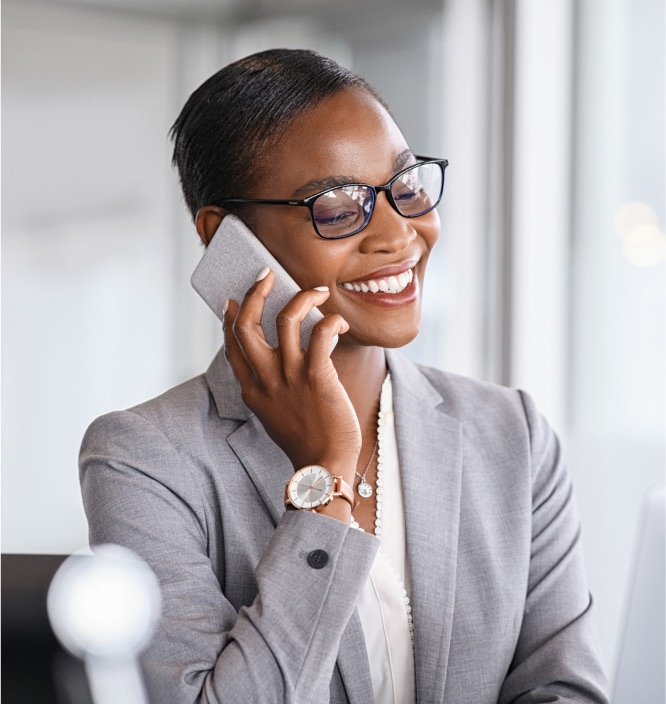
[275,286,331,367]
[231,269,275,365]
[305,313,350,369]
[223,266,276,385]
[224,268,349,400]
[222,299,255,386]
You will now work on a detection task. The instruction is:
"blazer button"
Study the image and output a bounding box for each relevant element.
[307,550,329,569]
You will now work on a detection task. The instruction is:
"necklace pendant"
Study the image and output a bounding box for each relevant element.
[357,478,373,498]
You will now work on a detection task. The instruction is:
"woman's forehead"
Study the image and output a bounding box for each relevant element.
[253,87,410,197]
[288,149,415,200]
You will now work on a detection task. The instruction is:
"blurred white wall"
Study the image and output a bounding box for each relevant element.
[567,0,665,675]
[511,0,574,434]
[2,2,190,553]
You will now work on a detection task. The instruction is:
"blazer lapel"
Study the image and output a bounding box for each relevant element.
[206,348,290,524]
[387,350,463,704]
[225,415,293,525]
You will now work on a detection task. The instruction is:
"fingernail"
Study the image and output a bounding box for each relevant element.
[255,267,270,282]
[222,299,229,315]
[313,286,329,292]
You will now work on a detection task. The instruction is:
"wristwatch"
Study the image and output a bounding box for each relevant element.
[284,465,354,512]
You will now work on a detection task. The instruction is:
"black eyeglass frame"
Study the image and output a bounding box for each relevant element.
[217,156,449,239]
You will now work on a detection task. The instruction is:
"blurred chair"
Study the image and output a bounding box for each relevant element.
[2,554,92,704]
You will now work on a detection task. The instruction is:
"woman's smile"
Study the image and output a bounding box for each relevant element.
[338,260,419,308]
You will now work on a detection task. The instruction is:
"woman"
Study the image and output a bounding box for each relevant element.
[80,49,609,703]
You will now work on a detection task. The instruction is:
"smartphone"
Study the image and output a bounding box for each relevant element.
[191,214,326,350]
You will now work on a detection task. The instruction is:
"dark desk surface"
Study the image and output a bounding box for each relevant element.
[2,554,92,704]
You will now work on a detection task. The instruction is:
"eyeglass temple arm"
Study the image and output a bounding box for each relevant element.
[218,197,310,207]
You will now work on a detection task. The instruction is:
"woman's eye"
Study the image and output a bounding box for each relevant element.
[314,208,359,227]
[394,188,423,202]
[396,190,417,201]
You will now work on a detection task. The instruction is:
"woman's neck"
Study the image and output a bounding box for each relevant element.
[331,345,388,438]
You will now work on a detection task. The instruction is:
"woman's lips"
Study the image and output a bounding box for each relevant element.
[344,259,419,284]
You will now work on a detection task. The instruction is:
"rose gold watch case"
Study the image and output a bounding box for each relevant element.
[284,466,354,511]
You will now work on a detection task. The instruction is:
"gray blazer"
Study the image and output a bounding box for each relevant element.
[80,348,610,703]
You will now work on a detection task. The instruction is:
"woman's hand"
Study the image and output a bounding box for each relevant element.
[223,269,362,485]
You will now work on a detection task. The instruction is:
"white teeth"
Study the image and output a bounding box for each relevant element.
[340,268,415,294]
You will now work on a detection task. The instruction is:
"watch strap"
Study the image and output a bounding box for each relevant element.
[331,475,354,509]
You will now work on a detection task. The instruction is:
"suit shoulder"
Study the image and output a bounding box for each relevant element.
[417,364,522,408]
[82,373,222,454]
[415,363,551,449]
[128,373,214,423]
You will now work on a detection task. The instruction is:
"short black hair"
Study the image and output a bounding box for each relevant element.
[169,48,387,221]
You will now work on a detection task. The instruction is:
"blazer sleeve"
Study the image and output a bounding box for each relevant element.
[80,410,378,704]
[498,392,610,703]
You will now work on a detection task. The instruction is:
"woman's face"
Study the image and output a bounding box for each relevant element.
[242,86,440,349]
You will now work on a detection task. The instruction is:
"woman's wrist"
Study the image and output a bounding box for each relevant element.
[317,500,353,524]
[301,455,359,486]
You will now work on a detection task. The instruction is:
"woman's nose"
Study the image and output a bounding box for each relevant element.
[357,193,416,254]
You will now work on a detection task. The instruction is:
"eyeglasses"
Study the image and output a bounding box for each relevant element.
[218,156,448,239]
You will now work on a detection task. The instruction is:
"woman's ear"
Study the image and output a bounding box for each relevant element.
[195,206,226,246]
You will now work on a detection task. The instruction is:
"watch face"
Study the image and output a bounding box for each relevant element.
[288,466,333,510]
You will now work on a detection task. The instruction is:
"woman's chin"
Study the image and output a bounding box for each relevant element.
[337,320,421,350]
[380,327,421,349]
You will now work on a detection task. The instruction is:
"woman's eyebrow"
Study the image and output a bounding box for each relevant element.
[290,176,356,199]
[393,149,415,171]
[290,149,416,199]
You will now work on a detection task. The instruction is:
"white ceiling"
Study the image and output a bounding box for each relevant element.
[29,0,243,21]
[41,0,430,22]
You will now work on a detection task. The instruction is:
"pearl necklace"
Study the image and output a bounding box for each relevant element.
[350,373,414,646]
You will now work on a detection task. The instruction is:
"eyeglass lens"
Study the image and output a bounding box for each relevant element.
[311,162,442,238]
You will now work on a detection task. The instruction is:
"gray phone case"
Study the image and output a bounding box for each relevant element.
[191,214,324,349]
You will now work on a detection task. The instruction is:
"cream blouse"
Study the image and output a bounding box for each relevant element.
[353,375,416,704]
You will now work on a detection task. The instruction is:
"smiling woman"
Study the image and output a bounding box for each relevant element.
[79,49,610,703]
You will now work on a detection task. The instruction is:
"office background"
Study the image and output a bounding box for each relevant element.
[2,0,664,685]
